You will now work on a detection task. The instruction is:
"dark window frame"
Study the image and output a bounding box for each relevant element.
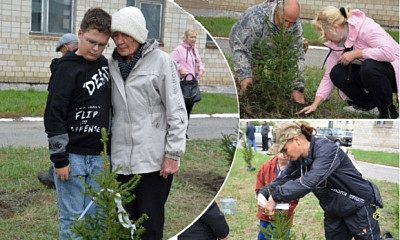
[30,0,75,36]
[127,0,164,43]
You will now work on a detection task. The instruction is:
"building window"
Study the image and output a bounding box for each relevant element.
[205,34,218,49]
[127,0,163,42]
[31,0,74,34]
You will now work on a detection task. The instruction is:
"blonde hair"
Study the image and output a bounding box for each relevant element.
[312,6,352,40]
[183,29,197,41]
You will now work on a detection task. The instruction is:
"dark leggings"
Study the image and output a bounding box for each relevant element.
[330,59,398,118]
[117,172,173,240]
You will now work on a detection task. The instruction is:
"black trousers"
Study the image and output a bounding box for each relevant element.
[261,135,269,151]
[330,59,398,118]
[324,205,380,240]
[117,172,173,240]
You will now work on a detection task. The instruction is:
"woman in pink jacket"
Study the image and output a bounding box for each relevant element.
[298,6,399,119]
[171,29,205,139]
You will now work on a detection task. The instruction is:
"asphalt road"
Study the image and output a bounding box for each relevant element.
[0,117,239,147]
[0,119,397,183]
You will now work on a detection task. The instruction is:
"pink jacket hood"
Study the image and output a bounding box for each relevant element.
[170,41,205,79]
[316,9,399,101]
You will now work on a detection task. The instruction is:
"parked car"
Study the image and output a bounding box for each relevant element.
[316,127,352,146]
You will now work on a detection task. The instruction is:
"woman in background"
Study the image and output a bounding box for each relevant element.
[171,29,205,139]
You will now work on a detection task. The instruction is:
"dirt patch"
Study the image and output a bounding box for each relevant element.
[176,171,226,195]
[0,189,41,219]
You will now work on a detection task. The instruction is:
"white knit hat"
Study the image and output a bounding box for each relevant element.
[111,7,148,44]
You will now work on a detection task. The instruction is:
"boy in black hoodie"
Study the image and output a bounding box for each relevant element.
[44,8,111,240]
[38,33,79,189]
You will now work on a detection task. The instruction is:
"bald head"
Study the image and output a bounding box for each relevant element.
[275,0,300,29]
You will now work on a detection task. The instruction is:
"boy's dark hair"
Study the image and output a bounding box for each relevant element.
[80,7,111,35]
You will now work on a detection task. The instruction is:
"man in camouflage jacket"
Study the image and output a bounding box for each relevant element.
[229,0,306,104]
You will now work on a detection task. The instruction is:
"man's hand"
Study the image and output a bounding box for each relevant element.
[55,164,71,181]
[160,158,179,179]
[240,77,253,91]
[290,90,305,104]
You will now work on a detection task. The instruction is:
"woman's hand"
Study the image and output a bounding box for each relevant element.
[266,196,277,215]
[179,68,187,78]
[197,70,204,80]
[296,96,324,115]
[160,158,178,179]
[257,193,275,216]
[338,49,363,66]
[296,104,317,115]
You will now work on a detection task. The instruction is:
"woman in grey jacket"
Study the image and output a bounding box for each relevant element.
[109,7,187,240]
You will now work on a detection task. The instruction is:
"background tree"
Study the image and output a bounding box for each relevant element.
[220,130,239,165]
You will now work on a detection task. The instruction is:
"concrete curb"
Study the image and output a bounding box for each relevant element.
[0,114,239,122]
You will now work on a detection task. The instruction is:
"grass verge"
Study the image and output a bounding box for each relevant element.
[195,16,399,44]
[217,148,399,239]
[0,139,231,240]
[195,16,237,37]
[0,90,238,118]
[192,92,238,114]
[0,89,48,118]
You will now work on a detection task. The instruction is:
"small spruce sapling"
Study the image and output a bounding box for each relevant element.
[220,129,239,165]
[250,0,301,116]
[259,184,309,240]
[69,127,148,240]
[242,139,255,171]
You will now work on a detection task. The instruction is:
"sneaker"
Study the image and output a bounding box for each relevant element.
[37,171,55,189]
[343,105,379,116]
[247,166,256,171]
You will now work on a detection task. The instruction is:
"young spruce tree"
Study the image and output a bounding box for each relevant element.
[241,138,255,170]
[259,184,309,240]
[69,128,148,240]
[249,0,301,117]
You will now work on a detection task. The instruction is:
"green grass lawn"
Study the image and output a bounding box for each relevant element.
[217,148,399,239]
[195,16,237,37]
[0,138,231,240]
[0,90,238,118]
[192,92,238,114]
[0,89,48,118]
[350,149,399,167]
[196,16,399,44]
